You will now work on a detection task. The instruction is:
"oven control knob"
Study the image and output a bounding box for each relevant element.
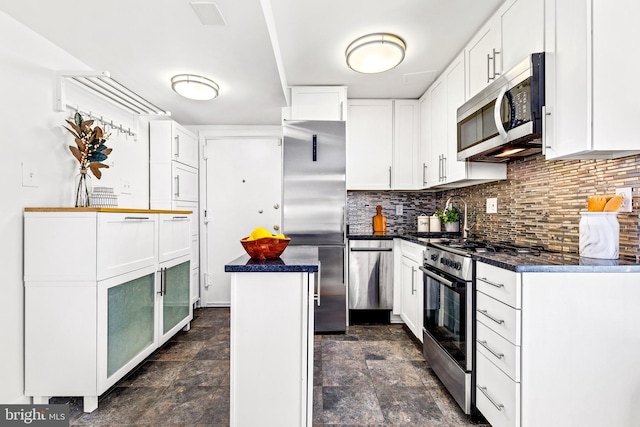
[431,254,438,262]
[454,262,461,271]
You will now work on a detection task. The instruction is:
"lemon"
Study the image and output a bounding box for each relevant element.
[249,227,273,240]
[274,233,286,239]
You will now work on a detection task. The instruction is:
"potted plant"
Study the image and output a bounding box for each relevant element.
[435,206,460,232]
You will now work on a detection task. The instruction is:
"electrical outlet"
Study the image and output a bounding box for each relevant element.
[486,198,498,213]
[22,162,39,187]
[121,179,132,194]
[396,204,403,215]
[615,187,633,212]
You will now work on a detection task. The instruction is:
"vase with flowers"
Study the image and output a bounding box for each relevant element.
[64,112,112,207]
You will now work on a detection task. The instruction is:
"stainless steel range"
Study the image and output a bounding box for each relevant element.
[420,241,474,414]
[419,238,549,415]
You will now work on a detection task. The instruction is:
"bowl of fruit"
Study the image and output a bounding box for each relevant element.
[240,227,291,260]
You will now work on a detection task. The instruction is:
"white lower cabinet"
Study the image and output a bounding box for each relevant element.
[230,271,314,427]
[475,262,640,426]
[397,240,424,341]
[24,209,193,413]
[476,352,521,427]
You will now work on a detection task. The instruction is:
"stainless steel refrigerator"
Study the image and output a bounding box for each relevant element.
[283,120,346,333]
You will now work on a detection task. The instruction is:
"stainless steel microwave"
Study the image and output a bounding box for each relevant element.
[457,53,544,162]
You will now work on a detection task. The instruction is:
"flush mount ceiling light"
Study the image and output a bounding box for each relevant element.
[345,33,406,74]
[171,74,219,100]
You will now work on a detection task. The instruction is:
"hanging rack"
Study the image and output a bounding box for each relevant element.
[56,70,170,116]
[65,104,138,139]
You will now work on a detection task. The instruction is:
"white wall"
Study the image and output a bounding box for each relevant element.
[0,11,151,404]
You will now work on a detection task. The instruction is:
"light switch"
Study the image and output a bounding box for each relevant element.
[486,198,498,213]
[615,187,633,212]
[22,162,39,187]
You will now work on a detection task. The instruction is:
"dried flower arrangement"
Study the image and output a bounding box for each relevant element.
[64,112,112,179]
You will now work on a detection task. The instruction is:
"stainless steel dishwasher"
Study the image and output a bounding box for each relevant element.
[348,239,394,323]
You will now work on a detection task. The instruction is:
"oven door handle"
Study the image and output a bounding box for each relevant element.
[419,266,454,288]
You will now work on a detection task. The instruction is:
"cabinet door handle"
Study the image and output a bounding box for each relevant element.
[158,267,165,296]
[478,309,505,325]
[411,266,416,295]
[124,216,150,220]
[477,340,504,360]
[542,105,552,154]
[388,166,392,189]
[442,155,446,181]
[174,134,180,158]
[172,216,189,220]
[422,163,428,186]
[492,48,501,78]
[477,277,504,288]
[487,53,492,83]
[174,175,180,198]
[477,385,505,411]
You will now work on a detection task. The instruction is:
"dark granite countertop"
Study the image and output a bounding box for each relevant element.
[224,246,319,273]
[473,251,640,273]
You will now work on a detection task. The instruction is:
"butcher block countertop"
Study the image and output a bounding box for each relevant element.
[24,207,192,214]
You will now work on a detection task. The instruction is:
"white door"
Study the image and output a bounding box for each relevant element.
[204,138,282,306]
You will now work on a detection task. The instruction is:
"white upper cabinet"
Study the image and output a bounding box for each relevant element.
[347,100,393,190]
[422,53,506,189]
[500,0,544,73]
[419,92,432,188]
[466,18,501,99]
[544,0,640,159]
[428,79,447,186]
[288,86,347,121]
[150,120,199,209]
[172,124,198,168]
[466,0,543,100]
[346,99,420,190]
[393,100,420,190]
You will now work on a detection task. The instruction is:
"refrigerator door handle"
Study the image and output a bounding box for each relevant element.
[314,260,321,307]
[312,134,317,162]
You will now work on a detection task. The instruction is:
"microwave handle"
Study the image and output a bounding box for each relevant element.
[493,85,509,139]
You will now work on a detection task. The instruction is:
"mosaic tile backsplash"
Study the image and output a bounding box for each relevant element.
[347,191,437,235]
[347,153,640,258]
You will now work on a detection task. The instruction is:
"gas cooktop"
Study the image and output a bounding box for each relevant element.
[426,238,548,256]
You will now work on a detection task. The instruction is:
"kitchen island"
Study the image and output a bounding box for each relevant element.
[224,247,318,427]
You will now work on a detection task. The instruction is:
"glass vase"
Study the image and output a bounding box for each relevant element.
[75,168,92,207]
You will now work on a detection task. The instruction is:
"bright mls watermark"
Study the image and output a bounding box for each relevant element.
[0,405,68,427]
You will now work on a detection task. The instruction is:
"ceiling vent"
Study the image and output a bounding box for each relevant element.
[190,2,226,26]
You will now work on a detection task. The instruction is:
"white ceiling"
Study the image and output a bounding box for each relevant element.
[0,0,503,126]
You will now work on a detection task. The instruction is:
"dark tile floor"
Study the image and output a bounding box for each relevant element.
[55,308,488,426]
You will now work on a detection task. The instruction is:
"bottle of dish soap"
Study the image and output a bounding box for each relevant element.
[373,205,387,233]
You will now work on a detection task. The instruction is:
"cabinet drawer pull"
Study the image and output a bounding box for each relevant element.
[478,309,504,325]
[477,277,504,288]
[172,216,189,220]
[477,340,504,360]
[478,384,504,411]
[124,216,150,220]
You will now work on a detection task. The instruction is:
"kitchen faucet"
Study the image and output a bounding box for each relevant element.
[444,196,469,239]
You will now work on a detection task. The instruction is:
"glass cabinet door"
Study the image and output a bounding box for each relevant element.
[162,260,191,336]
[107,273,155,378]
